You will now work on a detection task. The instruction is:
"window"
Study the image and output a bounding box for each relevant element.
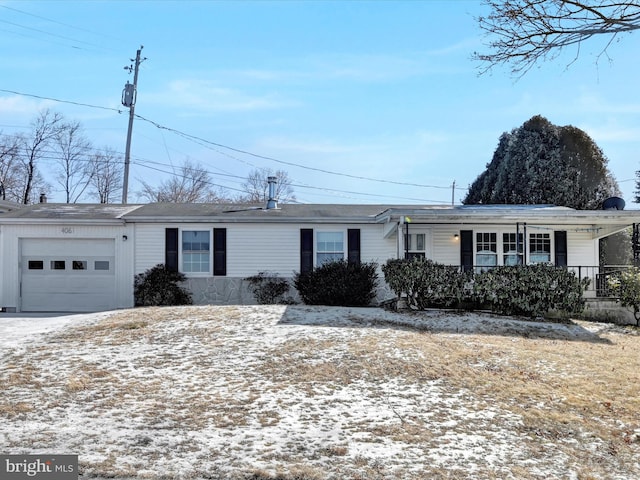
[316,231,344,266]
[476,233,497,270]
[95,261,110,271]
[182,230,210,273]
[529,233,551,263]
[72,260,87,270]
[404,233,426,259]
[503,233,523,266]
[51,260,66,270]
[28,260,44,270]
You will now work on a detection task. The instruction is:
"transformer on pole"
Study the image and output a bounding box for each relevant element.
[121,46,146,204]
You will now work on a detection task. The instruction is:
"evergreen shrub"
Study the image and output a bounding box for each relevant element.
[293,260,378,306]
[607,267,640,325]
[134,264,192,306]
[245,272,294,304]
[382,258,467,310]
[473,264,588,318]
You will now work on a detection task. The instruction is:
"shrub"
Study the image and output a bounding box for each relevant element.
[607,267,640,326]
[245,272,293,304]
[473,264,588,318]
[134,264,192,306]
[382,258,467,310]
[293,260,378,306]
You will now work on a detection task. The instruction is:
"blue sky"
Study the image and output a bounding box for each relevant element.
[0,0,638,206]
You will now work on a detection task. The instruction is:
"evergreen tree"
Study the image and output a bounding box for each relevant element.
[464,115,619,209]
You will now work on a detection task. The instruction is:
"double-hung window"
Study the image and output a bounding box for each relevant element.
[182,230,210,273]
[316,231,344,266]
[503,233,523,266]
[476,232,497,270]
[529,233,551,263]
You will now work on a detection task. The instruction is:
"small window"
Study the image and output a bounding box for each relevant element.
[51,260,66,270]
[476,233,497,271]
[95,261,110,271]
[503,233,523,266]
[530,233,551,263]
[72,260,87,270]
[404,233,427,259]
[28,260,44,270]
[316,231,344,266]
[182,230,211,273]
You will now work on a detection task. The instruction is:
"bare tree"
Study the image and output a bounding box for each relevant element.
[53,120,94,203]
[0,133,20,201]
[138,159,224,203]
[18,109,65,204]
[89,147,123,204]
[239,169,296,204]
[475,1,640,76]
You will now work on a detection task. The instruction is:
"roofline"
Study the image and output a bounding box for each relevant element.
[376,208,640,225]
[122,215,378,224]
[0,218,127,226]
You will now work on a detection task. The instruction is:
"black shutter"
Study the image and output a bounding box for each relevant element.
[213,228,227,276]
[460,230,473,272]
[300,229,314,273]
[347,229,361,264]
[165,228,179,272]
[554,230,568,267]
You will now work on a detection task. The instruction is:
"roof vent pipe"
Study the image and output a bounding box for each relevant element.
[266,176,278,210]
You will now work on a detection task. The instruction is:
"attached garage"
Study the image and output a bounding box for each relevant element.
[20,238,117,312]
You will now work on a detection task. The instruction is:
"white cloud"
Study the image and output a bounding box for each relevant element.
[0,94,55,118]
[144,79,298,113]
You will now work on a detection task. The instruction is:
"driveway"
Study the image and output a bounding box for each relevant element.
[0,311,112,352]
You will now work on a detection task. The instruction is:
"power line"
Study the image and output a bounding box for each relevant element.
[0,5,127,53]
[135,113,458,191]
[0,88,468,201]
[0,18,111,53]
[0,89,123,113]
[0,4,126,45]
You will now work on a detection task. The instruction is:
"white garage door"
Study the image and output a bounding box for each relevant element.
[21,238,116,312]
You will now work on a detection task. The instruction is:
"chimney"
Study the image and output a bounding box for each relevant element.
[39,193,47,204]
[266,176,278,210]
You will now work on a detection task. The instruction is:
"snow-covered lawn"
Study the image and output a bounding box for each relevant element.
[1,305,639,480]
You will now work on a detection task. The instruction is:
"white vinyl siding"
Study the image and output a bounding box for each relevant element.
[133,223,398,278]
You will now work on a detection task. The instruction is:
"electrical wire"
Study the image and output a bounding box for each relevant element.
[0,89,123,113]
[135,113,460,191]
[0,88,466,202]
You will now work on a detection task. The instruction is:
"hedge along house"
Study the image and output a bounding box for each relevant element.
[1,199,639,313]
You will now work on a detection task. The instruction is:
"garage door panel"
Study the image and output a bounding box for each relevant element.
[21,238,117,312]
[21,292,116,312]
[22,239,115,257]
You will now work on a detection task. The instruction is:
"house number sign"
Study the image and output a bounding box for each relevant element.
[61,227,74,234]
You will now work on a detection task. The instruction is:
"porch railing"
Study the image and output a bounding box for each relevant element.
[455,265,635,298]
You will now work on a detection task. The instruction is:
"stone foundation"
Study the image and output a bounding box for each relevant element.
[182,276,395,306]
[183,277,257,305]
[582,299,638,326]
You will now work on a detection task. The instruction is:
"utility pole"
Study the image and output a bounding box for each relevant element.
[121,46,145,204]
